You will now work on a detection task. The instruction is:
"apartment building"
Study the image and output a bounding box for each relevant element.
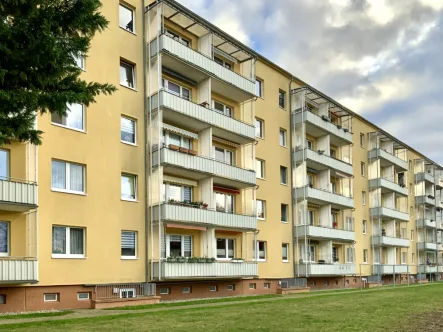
[1,0,442,311]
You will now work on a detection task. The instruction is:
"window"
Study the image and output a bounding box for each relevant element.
[165,29,190,47]
[121,116,136,144]
[182,287,191,294]
[216,238,234,259]
[0,295,5,304]
[256,159,265,179]
[279,128,287,147]
[401,252,407,264]
[280,166,288,185]
[51,103,85,131]
[0,222,9,256]
[52,160,85,194]
[346,248,354,263]
[362,220,367,234]
[412,253,415,264]
[163,183,192,203]
[121,174,137,201]
[360,133,365,148]
[362,191,366,205]
[345,280,350,285]
[409,183,413,194]
[307,174,314,187]
[281,204,288,223]
[363,249,368,263]
[44,294,58,302]
[311,281,316,286]
[361,162,366,176]
[213,100,233,117]
[120,61,135,88]
[120,288,136,298]
[255,118,264,138]
[121,231,137,258]
[249,283,256,289]
[282,243,289,262]
[74,53,85,70]
[52,226,85,258]
[214,56,232,70]
[209,286,218,292]
[0,149,9,180]
[411,230,414,241]
[308,210,314,225]
[214,147,234,165]
[163,130,192,149]
[257,241,267,261]
[324,281,329,286]
[77,293,90,300]
[257,200,265,219]
[279,90,286,108]
[227,284,235,291]
[167,235,192,258]
[409,160,412,171]
[119,4,134,32]
[162,79,191,100]
[215,192,234,213]
[306,139,313,150]
[264,283,270,289]
[160,288,170,295]
[256,79,263,97]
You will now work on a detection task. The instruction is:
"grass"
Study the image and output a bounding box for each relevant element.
[0,311,73,320]
[4,284,443,331]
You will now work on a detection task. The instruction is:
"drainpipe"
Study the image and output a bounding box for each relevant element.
[289,76,296,279]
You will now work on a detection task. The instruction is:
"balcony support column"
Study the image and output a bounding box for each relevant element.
[198,127,213,158]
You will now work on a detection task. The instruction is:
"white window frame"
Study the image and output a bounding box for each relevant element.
[215,191,234,214]
[121,173,137,201]
[255,118,264,138]
[160,287,170,295]
[257,200,265,220]
[44,294,58,302]
[306,139,313,150]
[73,53,85,70]
[166,234,193,258]
[51,103,85,132]
[213,100,233,117]
[363,220,367,234]
[412,253,415,264]
[214,56,232,70]
[216,238,235,260]
[264,283,270,289]
[121,231,137,259]
[362,191,366,205]
[279,90,286,109]
[280,166,288,185]
[209,285,218,292]
[282,243,289,262]
[0,149,9,180]
[162,78,191,100]
[165,29,191,47]
[163,130,192,149]
[120,288,136,299]
[120,60,136,89]
[0,294,5,304]
[0,221,9,257]
[279,128,287,147]
[361,162,366,177]
[308,210,314,226]
[249,283,257,289]
[281,204,288,223]
[360,133,365,148]
[346,248,355,264]
[121,116,137,145]
[214,146,234,165]
[256,241,267,261]
[182,287,191,294]
[163,183,193,203]
[363,249,368,263]
[227,284,235,291]
[77,292,90,300]
[119,3,135,33]
[52,226,85,259]
[256,78,263,98]
[51,160,85,194]
[401,252,407,264]
[256,159,265,179]
[300,245,315,262]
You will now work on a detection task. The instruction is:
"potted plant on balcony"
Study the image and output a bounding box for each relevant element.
[332,221,338,229]
[317,150,325,155]
[169,144,180,151]
[343,128,349,133]
[321,115,330,122]
[167,256,177,263]
[187,257,198,263]
[179,147,189,154]
[188,149,197,156]
[169,198,179,205]
[177,256,187,263]
[336,124,342,129]
[206,257,216,263]
[198,257,207,263]
[202,203,209,209]
[231,258,244,263]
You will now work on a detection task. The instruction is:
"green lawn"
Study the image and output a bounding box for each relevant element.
[0,311,72,320]
[4,284,443,331]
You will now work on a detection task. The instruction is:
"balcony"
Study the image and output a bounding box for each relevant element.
[293,111,352,145]
[152,148,256,189]
[373,265,409,274]
[436,176,443,189]
[295,225,355,242]
[152,261,258,280]
[0,258,38,284]
[150,91,255,145]
[368,149,408,171]
[416,195,436,206]
[417,242,437,251]
[293,149,353,176]
[294,186,354,210]
[371,236,410,247]
[368,178,408,197]
[0,179,37,212]
[417,219,437,228]
[416,172,435,184]
[370,207,409,222]
[297,263,355,276]
[151,35,255,102]
[152,203,257,231]
[418,265,439,274]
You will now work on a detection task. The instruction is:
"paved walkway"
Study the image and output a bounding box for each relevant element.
[0,282,439,326]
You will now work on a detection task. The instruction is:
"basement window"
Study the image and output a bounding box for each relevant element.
[44,293,58,302]
[0,295,5,304]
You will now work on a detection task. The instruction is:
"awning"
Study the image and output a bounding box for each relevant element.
[166,224,206,231]
[214,186,240,195]
[163,123,198,140]
[164,175,197,187]
[213,136,240,148]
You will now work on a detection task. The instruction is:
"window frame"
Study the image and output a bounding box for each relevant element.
[360,133,365,148]
[120,60,136,89]
[121,173,137,201]
[77,292,90,301]
[209,285,218,292]
[306,139,313,150]
[0,149,10,180]
[163,130,192,149]
[44,293,58,302]
[51,103,85,132]
[279,128,287,147]
[165,29,191,47]
[363,249,368,263]
[281,204,288,223]
[73,53,85,70]
[216,238,235,260]
[0,294,5,304]
[255,78,263,98]
[255,118,264,139]
[280,166,288,185]
[213,100,233,117]
[257,200,266,220]
[227,284,235,291]
[279,90,286,109]
[121,231,137,259]
[52,226,86,259]
[257,241,267,261]
[166,234,193,258]
[121,116,137,145]
[282,243,289,262]
[182,287,191,294]
[361,162,366,177]
[401,252,407,264]
[120,288,136,299]
[119,3,135,33]
[214,56,232,70]
[162,78,191,100]
[256,159,265,179]
[51,160,86,195]
[0,221,9,257]
[362,220,367,234]
[215,191,234,214]
[160,287,170,295]
[308,210,314,226]
[362,191,366,206]
[214,146,235,166]
[163,182,193,204]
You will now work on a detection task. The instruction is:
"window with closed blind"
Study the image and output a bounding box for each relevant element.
[121,231,137,258]
[167,235,192,258]
[0,222,9,256]
[121,116,136,144]
[51,160,85,194]
[52,226,85,258]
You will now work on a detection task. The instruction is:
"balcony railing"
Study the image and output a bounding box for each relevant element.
[293,148,353,175]
[152,261,258,279]
[373,264,409,274]
[297,263,355,276]
[150,91,255,143]
[371,235,410,247]
[370,206,409,221]
[152,203,257,230]
[294,186,354,209]
[152,147,256,187]
[416,172,435,184]
[417,219,437,228]
[368,178,408,196]
[0,178,37,212]
[295,224,355,242]
[368,149,408,171]
[417,242,438,251]
[0,258,38,283]
[416,195,436,206]
[152,35,256,96]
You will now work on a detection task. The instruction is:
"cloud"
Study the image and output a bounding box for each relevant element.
[176,0,443,163]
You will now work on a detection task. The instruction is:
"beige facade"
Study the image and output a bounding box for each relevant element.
[1,0,442,311]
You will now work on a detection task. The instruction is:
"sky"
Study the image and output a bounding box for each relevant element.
[176,0,443,164]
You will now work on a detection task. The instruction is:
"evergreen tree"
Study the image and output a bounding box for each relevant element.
[0,0,116,145]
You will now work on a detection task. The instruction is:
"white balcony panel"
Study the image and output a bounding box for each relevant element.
[293,112,353,144]
[296,225,355,242]
[417,242,437,251]
[0,259,38,283]
[418,265,439,273]
[153,149,256,187]
[295,187,354,209]
[294,149,353,175]
[438,244,443,251]
[297,263,355,276]
[417,219,437,228]
[368,178,408,196]
[370,207,409,221]
[371,236,410,247]
[153,262,258,279]
[436,176,443,189]
[416,172,435,184]
[416,196,436,206]
[157,36,255,96]
[368,149,408,171]
[0,180,37,212]
[373,265,409,274]
[152,91,255,144]
[153,204,257,230]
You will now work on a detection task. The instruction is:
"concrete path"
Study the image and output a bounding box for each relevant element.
[0,282,439,326]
